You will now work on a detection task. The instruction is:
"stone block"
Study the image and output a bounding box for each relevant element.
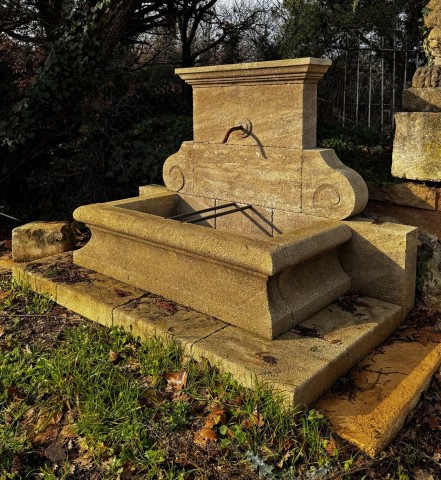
[317,341,441,457]
[113,297,227,347]
[365,200,441,239]
[12,221,76,262]
[164,143,303,212]
[402,87,441,112]
[367,182,439,210]
[392,112,441,181]
[177,58,331,149]
[12,257,404,408]
[192,83,313,149]
[192,297,402,406]
[340,218,418,317]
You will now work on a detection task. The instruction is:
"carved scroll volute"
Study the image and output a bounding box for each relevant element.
[301,149,368,220]
[162,142,194,193]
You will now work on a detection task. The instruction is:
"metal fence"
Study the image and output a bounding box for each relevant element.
[319,35,425,131]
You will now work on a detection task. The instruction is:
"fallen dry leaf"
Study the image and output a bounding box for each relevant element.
[325,436,338,457]
[194,427,218,445]
[277,451,292,469]
[0,325,5,336]
[397,327,441,345]
[139,389,163,407]
[242,409,264,430]
[256,352,278,365]
[59,424,77,441]
[156,299,177,314]
[108,350,120,363]
[204,407,227,428]
[164,369,187,390]
[33,425,59,445]
[0,291,10,302]
[7,386,26,401]
[35,410,63,433]
[114,288,133,297]
[44,441,66,463]
[427,416,440,430]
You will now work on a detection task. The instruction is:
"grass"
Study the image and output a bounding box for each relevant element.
[0,273,346,479]
[1,272,440,479]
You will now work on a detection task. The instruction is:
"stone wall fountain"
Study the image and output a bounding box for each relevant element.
[73,58,417,342]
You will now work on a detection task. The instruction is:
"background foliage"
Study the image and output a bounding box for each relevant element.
[0,0,426,219]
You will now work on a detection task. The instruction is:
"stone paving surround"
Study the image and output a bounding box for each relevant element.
[12,252,402,407]
[7,252,441,457]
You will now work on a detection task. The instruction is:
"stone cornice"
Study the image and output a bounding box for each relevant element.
[176,58,332,86]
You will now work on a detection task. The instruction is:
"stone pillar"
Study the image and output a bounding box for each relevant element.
[392,0,441,181]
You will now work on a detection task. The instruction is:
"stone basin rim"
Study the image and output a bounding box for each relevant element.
[73,198,352,277]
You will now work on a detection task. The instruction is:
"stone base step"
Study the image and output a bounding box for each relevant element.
[13,252,402,407]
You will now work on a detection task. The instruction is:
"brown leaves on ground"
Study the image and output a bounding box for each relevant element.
[164,369,187,390]
[194,406,227,446]
[241,409,264,430]
[114,288,133,298]
[194,427,218,444]
[395,326,441,345]
[335,292,371,316]
[0,290,11,301]
[155,298,178,314]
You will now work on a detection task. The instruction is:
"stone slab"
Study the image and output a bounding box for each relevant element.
[392,112,441,182]
[113,296,228,347]
[12,255,402,407]
[365,201,441,239]
[74,196,353,339]
[192,83,317,149]
[341,218,418,317]
[191,298,402,406]
[12,221,76,262]
[402,87,441,112]
[13,253,145,328]
[316,341,441,457]
[367,182,439,211]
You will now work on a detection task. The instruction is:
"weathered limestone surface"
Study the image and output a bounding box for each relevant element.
[74,191,353,339]
[340,218,418,317]
[301,149,368,219]
[317,341,441,457]
[177,59,329,150]
[163,144,368,220]
[367,181,439,210]
[366,201,441,239]
[392,0,441,181]
[12,221,76,262]
[163,60,368,221]
[392,112,441,181]
[402,87,441,111]
[73,58,416,340]
[12,254,404,407]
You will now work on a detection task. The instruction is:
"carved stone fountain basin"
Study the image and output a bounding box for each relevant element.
[73,59,415,341]
[73,188,353,339]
